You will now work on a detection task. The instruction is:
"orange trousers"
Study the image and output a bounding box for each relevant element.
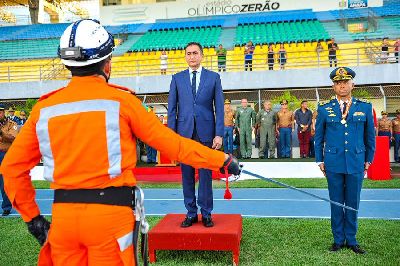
[39,203,136,266]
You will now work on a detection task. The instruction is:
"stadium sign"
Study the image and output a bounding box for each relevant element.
[348,0,368,8]
[187,0,280,17]
[100,0,383,25]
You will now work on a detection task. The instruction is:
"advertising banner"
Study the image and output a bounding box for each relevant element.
[348,0,368,8]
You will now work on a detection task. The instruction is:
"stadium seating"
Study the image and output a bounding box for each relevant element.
[237,9,316,25]
[150,19,223,31]
[316,0,400,21]
[235,21,330,45]
[131,27,222,51]
[0,58,68,82]
[0,40,380,82]
[322,16,400,42]
[0,0,399,81]
[0,22,143,41]
[0,39,59,60]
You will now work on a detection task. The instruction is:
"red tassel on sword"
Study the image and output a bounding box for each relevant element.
[224,167,232,200]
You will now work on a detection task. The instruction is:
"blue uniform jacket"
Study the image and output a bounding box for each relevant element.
[167,68,224,142]
[315,97,376,174]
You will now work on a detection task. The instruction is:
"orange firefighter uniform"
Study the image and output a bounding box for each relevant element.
[1,76,225,266]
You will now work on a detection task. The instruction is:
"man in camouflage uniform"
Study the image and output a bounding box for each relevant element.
[236,98,256,159]
[256,100,276,159]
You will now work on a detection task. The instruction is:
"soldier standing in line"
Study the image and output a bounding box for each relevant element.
[223,99,235,154]
[235,98,256,159]
[392,109,400,163]
[256,100,276,159]
[276,99,294,158]
[378,111,392,147]
[315,67,375,254]
[0,104,18,216]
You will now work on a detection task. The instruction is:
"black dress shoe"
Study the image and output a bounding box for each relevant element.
[329,243,344,252]
[1,210,11,216]
[347,244,366,254]
[180,216,198,228]
[202,217,214,227]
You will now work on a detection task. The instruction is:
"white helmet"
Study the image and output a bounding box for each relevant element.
[58,19,114,67]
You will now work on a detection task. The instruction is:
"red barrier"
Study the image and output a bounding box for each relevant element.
[367,136,391,180]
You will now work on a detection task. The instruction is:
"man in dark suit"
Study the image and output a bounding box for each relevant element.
[315,67,376,254]
[168,42,224,228]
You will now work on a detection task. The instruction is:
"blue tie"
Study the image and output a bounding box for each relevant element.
[191,71,197,98]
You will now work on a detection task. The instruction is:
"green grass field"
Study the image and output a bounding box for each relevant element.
[33,177,400,189]
[0,217,399,265]
[5,165,400,265]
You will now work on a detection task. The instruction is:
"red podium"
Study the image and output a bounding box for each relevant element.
[367,136,391,180]
[148,214,243,265]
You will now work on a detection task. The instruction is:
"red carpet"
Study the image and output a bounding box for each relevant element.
[148,214,242,265]
[133,166,223,182]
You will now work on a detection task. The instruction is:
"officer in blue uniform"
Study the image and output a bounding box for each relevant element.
[315,67,375,254]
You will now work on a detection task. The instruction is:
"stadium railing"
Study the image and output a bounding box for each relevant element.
[0,46,396,82]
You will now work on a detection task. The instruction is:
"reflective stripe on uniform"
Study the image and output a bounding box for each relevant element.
[36,100,121,181]
[117,231,133,252]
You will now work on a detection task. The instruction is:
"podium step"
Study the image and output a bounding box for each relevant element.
[148,214,242,265]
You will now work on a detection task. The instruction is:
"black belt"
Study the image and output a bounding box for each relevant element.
[54,186,135,208]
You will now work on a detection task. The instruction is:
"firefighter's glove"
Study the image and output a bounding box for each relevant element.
[26,215,50,246]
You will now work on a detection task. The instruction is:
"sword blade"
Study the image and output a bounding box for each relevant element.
[241,169,358,212]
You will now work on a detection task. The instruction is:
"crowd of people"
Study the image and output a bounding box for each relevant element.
[157,38,349,73]
[0,106,26,216]
[381,37,400,63]
[223,98,318,159]
[3,107,27,127]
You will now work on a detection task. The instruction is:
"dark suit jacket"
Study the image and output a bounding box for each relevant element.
[167,67,224,142]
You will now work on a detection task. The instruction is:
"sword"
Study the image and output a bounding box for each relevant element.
[133,186,150,266]
[241,169,358,212]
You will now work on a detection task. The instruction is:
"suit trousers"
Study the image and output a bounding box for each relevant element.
[326,171,364,246]
[394,133,400,162]
[181,126,213,218]
[0,151,12,212]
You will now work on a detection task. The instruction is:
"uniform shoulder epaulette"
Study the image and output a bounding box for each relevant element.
[109,83,136,95]
[318,100,330,106]
[39,87,65,101]
[355,98,371,104]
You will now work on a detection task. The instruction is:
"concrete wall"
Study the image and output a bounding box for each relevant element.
[0,64,399,100]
